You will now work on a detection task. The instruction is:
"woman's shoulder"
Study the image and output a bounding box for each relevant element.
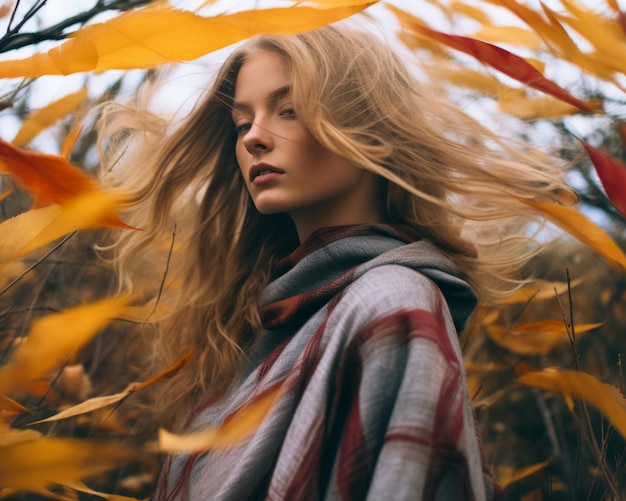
[337,264,449,320]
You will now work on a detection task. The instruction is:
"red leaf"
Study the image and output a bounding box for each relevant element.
[579,139,626,217]
[0,139,96,205]
[401,19,592,112]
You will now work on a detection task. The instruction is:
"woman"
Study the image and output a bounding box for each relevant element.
[98,24,572,500]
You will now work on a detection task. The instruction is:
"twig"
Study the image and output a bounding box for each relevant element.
[0,0,154,54]
[147,224,176,321]
[0,231,76,297]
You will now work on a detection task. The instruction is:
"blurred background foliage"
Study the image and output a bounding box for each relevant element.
[1,0,626,499]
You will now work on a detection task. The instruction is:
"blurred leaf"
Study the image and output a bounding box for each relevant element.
[0,205,59,263]
[523,199,626,273]
[0,191,130,265]
[63,481,143,501]
[0,3,11,18]
[487,320,603,355]
[389,6,593,112]
[0,189,11,200]
[579,139,626,217]
[0,395,30,420]
[449,0,491,24]
[33,347,195,423]
[0,2,376,78]
[519,369,626,441]
[12,89,88,147]
[471,25,542,48]
[0,296,129,395]
[60,123,83,159]
[159,385,281,453]
[0,437,132,492]
[0,138,96,206]
[501,279,582,304]
[493,459,551,489]
[499,91,602,119]
[556,0,626,75]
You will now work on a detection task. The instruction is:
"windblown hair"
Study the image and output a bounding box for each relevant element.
[97,25,574,426]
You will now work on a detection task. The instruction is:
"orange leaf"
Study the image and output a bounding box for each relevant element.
[0,2,377,78]
[522,199,626,273]
[159,385,281,453]
[32,347,195,423]
[499,91,602,119]
[501,279,582,304]
[472,25,542,48]
[0,395,30,420]
[493,460,551,489]
[0,138,96,206]
[389,6,592,112]
[519,369,626,441]
[579,139,626,217]
[0,296,129,395]
[60,123,83,159]
[0,189,11,201]
[0,437,132,491]
[12,89,88,147]
[487,320,603,355]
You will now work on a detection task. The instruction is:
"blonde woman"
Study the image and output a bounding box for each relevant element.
[99,25,571,500]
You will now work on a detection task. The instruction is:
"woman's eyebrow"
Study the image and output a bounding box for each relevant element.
[232,85,291,113]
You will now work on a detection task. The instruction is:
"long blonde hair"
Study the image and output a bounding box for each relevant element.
[97,25,574,426]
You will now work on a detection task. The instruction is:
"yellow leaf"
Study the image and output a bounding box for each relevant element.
[499,91,602,119]
[0,205,59,264]
[159,385,281,453]
[501,279,582,304]
[21,191,130,255]
[518,370,626,441]
[0,437,131,491]
[487,320,603,355]
[0,2,377,78]
[472,25,542,48]
[62,481,143,501]
[0,296,129,395]
[523,199,626,273]
[423,63,510,97]
[32,347,194,423]
[12,89,88,147]
[0,395,30,419]
[493,460,551,489]
[60,123,83,159]
[557,0,626,74]
[450,0,492,24]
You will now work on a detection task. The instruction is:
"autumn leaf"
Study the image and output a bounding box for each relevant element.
[389,5,592,112]
[0,395,30,420]
[0,189,11,201]
[501,279,582,304]
[578,139,626,217]
[0,138,97,206]
[0,296,129,395]
[487,320,603,355]
[471,25,542,48]
[159,385,281,453]
[0,191,131,265]
[12,89,88,147]
[0,2,377,78]
[522,199,626,273]
[493,460,551,489]
[499,91,602,120]
[32,347,195,424]
[0,437,132,492]
[518,369,626,441]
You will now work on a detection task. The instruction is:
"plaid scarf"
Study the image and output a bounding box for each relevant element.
[157,224,497,501]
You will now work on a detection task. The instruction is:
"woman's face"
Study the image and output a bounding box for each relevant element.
[232,50,382,241]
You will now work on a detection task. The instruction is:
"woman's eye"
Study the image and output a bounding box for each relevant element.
[235,122,252,135]
[279,107,297,119]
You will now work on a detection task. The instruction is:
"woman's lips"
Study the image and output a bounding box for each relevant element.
[249,163,284,184]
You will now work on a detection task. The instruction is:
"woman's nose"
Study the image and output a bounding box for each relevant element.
[243,121,273,154]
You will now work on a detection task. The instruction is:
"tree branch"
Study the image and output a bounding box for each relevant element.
[0,0,155,54]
